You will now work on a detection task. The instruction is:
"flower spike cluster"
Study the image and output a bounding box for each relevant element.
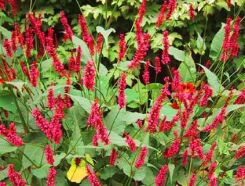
[0,122,23,146]
[87,101,110,145]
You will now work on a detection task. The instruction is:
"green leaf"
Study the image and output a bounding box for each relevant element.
[70,95,91,113]
[178,55,196,82]
[160,104,178,121]
[104,106,126,134]
[142,167,155,185]
[169,47,185,61]
[109,131,126,146]
[0,94,16,112]
[134,166,146,181]
[54,153,66,166]
[0,26,11,39]
[5,81,25,93]
[68,111,85,156]
[32,164,50,179]
[209,24,224,60]
[22,143,44,169]
[0,168,8,181]
[96,26,115,49]
[168,163,175,184]
[41,58,52,73]
[0,138,17,155]
[123,111,145,125]
[117,154,131,177]
[100,167,117,180]
[196,33,206,54]
[72,35,91,62]
[199,64,224,95]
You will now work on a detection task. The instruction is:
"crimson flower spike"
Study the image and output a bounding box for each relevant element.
[78,15,95,56]
[83,60,96,91]
[118,72,127,109]
[60,10,73,41]
[118,33,126,62]
[96,33,104,54]
[155,164,168,186]
[162,31,170,64]
[156,1,168,28]
[142,59,150,85]
[189,3,195,20]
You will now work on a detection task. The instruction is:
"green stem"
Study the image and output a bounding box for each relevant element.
[109,109,121,135]
[11,89,29,133]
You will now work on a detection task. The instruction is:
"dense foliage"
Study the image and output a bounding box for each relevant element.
[0,0,245,186]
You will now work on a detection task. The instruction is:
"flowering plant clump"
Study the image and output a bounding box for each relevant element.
[0,0,245,185]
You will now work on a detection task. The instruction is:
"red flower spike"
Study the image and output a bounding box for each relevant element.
[118,33,127,62]
[154,56,161,75]
[208,176,217,186]
[86,165,102,186]
[32,108,62,144]
[136,119,144,128]
[221,18,232,62]
[128,33,151,70]
[96,33,103,54]
[137,0,146,25]
[202,142,217,166]
[8,164,26,186]
[235,166,245,181]
[156,1,168,28]
[109,148,117,166]
[28,13,45,46]
[124,132,137,152]
[75,46,82,73]
[29,61,39,87]
[135,146,148,168]
[189,3,195,20]
[25,27,34,58]
[164,132,180,158]
[230,17,241,57]
[188,174,196,186]
[0,182,6,186]
[155,164,168,186]
[160,111,180,132]
[183,119,199,138]
[68,52,76,72]
[162,31,170,64]
[60,11,73,41]
[87,101,110,145]
[118,72,127,109]
[47,167,56,186]
[19,61,30,80]
[203,107,226,132]
[0,0,5,10]
[0,123,24,147]
[166,0,177,20]
[147,83,169,133]
[3,39,13,57]
[200,83,213,107]
[47,83,55,110]
[83,60,96,91]
[226,0,231,8]
[235,145,245,160]
[64,77,72,108]
[182,149,189,166]
[208,162,217,179]
[143,59,150,84]
[234,88,245,104]
[189,138,204,160]
[78,15,94,56]
[7,0,17,16]
[45,144,54,165]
